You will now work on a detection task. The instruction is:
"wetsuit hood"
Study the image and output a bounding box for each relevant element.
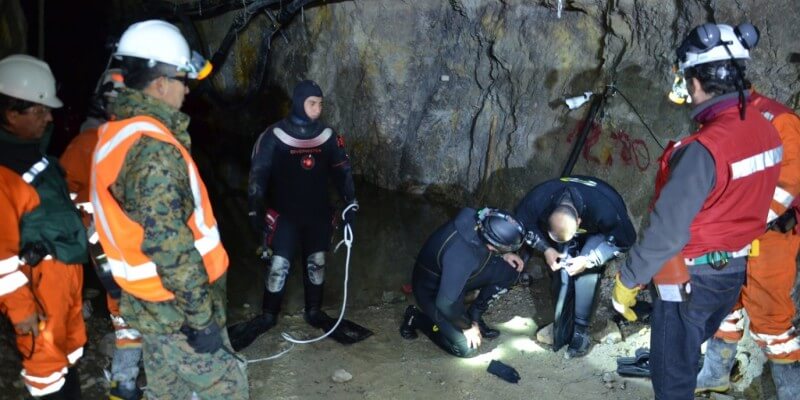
[290,80,323,125]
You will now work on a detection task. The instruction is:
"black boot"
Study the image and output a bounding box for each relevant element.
[566,324,591,358]
[468,306,500,340]
[399,305,419,340]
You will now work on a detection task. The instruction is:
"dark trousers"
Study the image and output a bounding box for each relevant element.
[264,216,333,313]
[649,271,746,400]
[412,257,519,358]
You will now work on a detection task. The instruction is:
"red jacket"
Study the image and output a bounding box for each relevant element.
[655,100,782,257]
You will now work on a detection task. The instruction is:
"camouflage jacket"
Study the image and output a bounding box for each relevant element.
[108,88,226,334]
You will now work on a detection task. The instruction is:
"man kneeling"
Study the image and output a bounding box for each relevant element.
[399,207,524,357]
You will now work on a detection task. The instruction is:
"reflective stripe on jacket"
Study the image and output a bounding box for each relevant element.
[654,104,782,258]
[91,116,228,302]
[750,91,800,222]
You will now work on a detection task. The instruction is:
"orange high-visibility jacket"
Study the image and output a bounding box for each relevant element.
[60,127,99,204]
[751,91,800,221]
[91,115,228,302]
[0,166,86,397]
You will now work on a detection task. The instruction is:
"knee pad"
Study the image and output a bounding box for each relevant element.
[267,256,291,293]
[306,252,326,285]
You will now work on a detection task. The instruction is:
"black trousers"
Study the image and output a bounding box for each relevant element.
[412,257,518,358]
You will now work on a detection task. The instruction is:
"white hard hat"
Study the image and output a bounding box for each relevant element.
[676,23,759,72]
[114,20,212,80]
[0,54,63,108]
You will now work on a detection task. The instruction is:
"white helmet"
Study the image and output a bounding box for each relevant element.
[114,20,212,80]
[676,23,759,72]
[0,54,63,108]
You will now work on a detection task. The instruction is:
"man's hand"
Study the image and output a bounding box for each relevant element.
[564,255,593,276]
[463,322,482,349]
[14,312,45,337]
[612,274,640,322]
[543,247,561,271]
[502,253,524,272]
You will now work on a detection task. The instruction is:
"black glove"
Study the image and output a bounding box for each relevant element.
[20,242,49,267]
[181,322,223,354]
[487,359,520,383]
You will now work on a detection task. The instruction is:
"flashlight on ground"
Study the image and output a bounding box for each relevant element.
[565,92,593,110]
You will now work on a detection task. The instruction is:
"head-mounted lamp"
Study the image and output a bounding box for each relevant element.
[180,50,213,81]
[668,66,691,105]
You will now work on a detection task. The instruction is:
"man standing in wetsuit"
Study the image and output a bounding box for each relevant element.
[515,176,636,358]
[230,80,368,350]
[399,207,525,358]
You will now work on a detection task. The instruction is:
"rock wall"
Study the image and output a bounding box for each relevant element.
[0,0,27,58]
[251,0,800,211]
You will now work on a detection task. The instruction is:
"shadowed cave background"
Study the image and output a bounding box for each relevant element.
[1,0,800,398]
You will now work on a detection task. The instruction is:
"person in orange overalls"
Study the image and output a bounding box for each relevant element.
[0,54,87,398]
[60,69,143,400]
[696,89,800,399]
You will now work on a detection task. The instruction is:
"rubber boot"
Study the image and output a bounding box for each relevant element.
[256,287,281,332]
[566,323,591,358]
[467,305,500,340]
[399,305,419,340]
[770,361,800,400]
[695,337,738,393]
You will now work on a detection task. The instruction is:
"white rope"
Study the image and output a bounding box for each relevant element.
[245,342,295,363]
[282,202,358,344]
[244,202,358,363]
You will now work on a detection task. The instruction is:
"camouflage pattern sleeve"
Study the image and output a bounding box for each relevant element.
[115,136,213,330]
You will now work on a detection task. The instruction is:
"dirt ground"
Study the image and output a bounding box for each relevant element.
[235,284,657,400]
[0,284,653,400]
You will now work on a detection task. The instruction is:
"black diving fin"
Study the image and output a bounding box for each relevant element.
[305,310,373,345]
[227,313,276,351]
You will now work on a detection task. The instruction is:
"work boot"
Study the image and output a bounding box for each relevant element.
[771,361,800,400]
[399,305,419,340]
[695,337,738,393]
[566,325,591,358]
[109,380,143,400]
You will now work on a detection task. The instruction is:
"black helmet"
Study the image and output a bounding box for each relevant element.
[476,208,525,253]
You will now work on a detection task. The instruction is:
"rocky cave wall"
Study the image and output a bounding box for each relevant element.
[180,0,800,216]
[176,4,800,389]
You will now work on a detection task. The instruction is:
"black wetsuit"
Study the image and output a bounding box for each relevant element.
[248,116,354,314]
[411,208,519,358]
[515,176,635,349]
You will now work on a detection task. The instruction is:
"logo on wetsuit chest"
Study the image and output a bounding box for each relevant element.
[301,154,315,170]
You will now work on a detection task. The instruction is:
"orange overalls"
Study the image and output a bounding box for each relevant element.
[714,92,800,362]
[0,166,86,396]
